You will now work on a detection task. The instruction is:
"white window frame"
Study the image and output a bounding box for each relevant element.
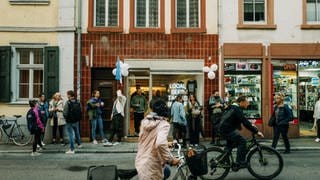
[306,0,320,24]
[93,0,119,27]
[11,47,44,102]
[134,0,161,28]
[175,0,201,28]
[243,0,266,24]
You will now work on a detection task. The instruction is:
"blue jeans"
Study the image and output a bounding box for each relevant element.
[66,121,81,151]
[91,115,105,140]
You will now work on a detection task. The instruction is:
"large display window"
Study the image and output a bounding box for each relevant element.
[224,59,262,121]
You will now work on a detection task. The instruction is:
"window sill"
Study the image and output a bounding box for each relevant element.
[237,24,277,29]
[87,27,123,33]
[170,27,207,33]
[9,0,50,5]
[129,27,165,33]
[6,101,29,105]
[301,24,320,29]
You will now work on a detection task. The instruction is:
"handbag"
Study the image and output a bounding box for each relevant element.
[268,115,276,127]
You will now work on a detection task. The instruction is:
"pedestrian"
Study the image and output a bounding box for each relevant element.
[87,90,109,144]
[49,92,66,145]
[271,93,291,154]
[130,87,148,136]
[186,93,202,146]
[171,94,187,147]
[135,99,180,180]
[38,93,49,146]
[208,90,224,145]
[219,96,264,170]
[107,90,126,146]
[313,94,320,142]
[63,90,83,154]
[28,99,45,156]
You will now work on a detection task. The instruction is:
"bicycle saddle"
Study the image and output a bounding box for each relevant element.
[13,115,22,118]
[118,169,137,179]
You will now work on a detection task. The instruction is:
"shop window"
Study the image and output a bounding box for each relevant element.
[88,0,123,32]
[302,0,320,29]
[171,0,206,33]
[130,0,164,33]
[237,0,276,29]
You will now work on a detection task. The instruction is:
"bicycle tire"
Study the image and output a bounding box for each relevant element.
[0,128,3,142]
[247,145,283,180]
[12,125,33,146]
[200,147,230,180]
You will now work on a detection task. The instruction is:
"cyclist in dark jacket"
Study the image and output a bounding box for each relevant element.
[220,96,264,169]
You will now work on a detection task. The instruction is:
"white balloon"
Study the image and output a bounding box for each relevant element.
[208,71,215,80]
[202,66,210,72]
[119,61,124,68]
[122,63,130,70]
[112,68,117,76]
[210,64,218,71]
[122,70,129,76]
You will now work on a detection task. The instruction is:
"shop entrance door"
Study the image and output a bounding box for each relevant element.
[125,70,150,137]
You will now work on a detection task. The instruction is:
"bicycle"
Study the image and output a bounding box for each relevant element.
[0,115,33,146]
[200,133,284,180]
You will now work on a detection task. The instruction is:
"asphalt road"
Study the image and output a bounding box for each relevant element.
[0,151,319,180]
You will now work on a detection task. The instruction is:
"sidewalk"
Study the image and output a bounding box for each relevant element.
[1,137,320,154]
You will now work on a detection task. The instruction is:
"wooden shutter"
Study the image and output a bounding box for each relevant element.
[0,46,11,102]
[44,47,59,99]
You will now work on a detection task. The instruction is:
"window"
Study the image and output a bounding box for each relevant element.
[302,0,320,28]
[238,0,276,29]
[171,0,206,33]
[130,0,164,32]
[16,48,44,100]
[88,0,123,32]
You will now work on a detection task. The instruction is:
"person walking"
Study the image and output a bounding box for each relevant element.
[107,90,126,146]
[49,92,66,145]
[27,100,45,156]
[271,93,292,154]
[313,94,320,142]
[171,94,187,147]
[208,90,224,145]
[63,90,83,154]
[38,93,49,146]
[130,87,148,136]
[87,90,109,144]
[186,93,202,146]
[135,100,180,180]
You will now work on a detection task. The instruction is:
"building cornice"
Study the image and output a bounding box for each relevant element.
[0,26,76,32]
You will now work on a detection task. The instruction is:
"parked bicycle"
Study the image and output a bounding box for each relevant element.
[201,133,284,180]
[0,115,33,146]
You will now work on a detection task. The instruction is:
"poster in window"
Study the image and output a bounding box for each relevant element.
[236,63,248,71]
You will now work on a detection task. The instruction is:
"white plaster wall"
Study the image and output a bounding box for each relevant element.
[220,0,320,44]
[58,0,75,27]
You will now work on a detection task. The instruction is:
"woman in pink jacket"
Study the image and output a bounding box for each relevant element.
[135,100,179,180]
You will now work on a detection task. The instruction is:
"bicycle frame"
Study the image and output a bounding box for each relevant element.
[0,119,17,141]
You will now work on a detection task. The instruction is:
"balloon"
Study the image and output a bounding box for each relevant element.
[119,61,124,68]
[202,66,210,72]
[208,71,215,80]
[122,70,129,76]
[122,63,130,70]
[112,68,116,76]
[210,64,218,71]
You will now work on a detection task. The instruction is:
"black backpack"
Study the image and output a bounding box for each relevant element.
[26,109,38,134]
[67,100,82,123]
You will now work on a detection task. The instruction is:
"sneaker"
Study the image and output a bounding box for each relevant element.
[77,144,83,149]
[113,142,120,146]
[65,149,75,154]
[102,139,108,143]
[103,142,113,147]
[315,138,320,142]
[134,132,139,137]
[31,152,41,156]
[37,144,40,148]
[93,140,98,145]
[37,147,45,152]
[41,141,46,146]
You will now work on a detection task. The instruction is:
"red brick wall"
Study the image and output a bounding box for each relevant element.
[75,33,219,138]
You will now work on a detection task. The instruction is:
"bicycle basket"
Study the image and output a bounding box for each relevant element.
[186,148,208,176]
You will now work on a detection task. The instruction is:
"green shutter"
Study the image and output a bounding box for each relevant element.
[44,47,59,99]
[0,46,11,102]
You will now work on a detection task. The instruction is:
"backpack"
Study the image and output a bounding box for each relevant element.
[67,100,82,123]
[26,109,38,134]
[218,107,235,130]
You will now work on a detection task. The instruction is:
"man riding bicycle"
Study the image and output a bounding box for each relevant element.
[219,96,264,170]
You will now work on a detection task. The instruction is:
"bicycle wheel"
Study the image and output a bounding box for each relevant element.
[0,128,3,142]
[200,147,230,180]
[12,125,33,146]
[247,145,283,180]
[172,166,188,180]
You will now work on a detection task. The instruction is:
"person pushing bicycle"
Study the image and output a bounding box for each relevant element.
[219,96,264,170]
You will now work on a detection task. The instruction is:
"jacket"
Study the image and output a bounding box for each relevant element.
[49,99,66,126]
[170,101,187,126]
[135,113,174,180]
[274,104,292,126]
[130,95,148,113]
[220,103,258,135]
[111,95,126,119]
[87,98,103,120]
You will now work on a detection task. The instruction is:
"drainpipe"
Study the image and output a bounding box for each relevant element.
[77,0,82,100]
